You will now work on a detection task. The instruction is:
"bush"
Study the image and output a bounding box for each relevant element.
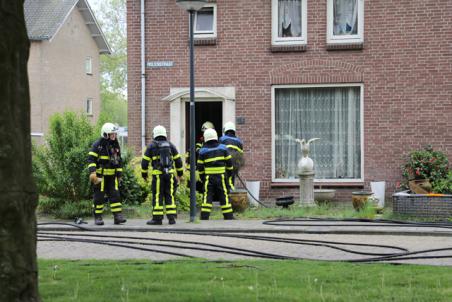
[119,152,150,205]
[433,171,452,194]
[402,145,449,185]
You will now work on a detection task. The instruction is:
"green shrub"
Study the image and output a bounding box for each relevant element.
[175,170,203,211]
[433,171,452,194]
[119,152,150,205]
[402,145,449,185]
[54,200,92,219]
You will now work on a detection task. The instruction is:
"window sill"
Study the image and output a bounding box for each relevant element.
[194,37,217,46]
[271,182,365,188]
[326,42,363,50]
[270,44,307,53]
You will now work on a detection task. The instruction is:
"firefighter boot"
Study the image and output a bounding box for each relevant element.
[146,218,163,225]
[223,212,235,220]
[94,214,104,226]
[200,212,210,220]
[168,215,176,225]
[113,212,127,224]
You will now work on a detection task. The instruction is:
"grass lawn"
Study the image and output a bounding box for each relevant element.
[39,259,452,302]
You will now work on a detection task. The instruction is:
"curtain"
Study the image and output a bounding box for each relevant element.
[333,0,358,35]
[275,87,361,179]
[196,7,214,32]
[278,0,302,37]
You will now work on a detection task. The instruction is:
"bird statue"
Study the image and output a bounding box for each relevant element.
[295,138,320,173]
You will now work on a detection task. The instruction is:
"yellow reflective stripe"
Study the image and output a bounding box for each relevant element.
[88,163,97,168]
[166,205,177,209]
[142,154,151,161]
[170,175,175,206]
[227,145,243,153]
[111,208,122,213]
[222,208,233,213]
[110,202,122,208]
[155,175,160,209]
[176,167,184,171]
[203,175,209,205]
[224,155,232,160]
[221,174,230,206]
[204,156,226,163]
[99,156,109,160]
[95,210,103,214]
[89,151,98,157]
[152,155,159,160]
[202,203,212,208]
[221,205,231,209]
[229,176,235,191]
[115,177,118,190]
[199,171,205,174]
[153,211,164,215]
[96,168,116,175]
[197,159,204,164]
[141,169,149,173]
[101,178,105,192]
[116,168,123,172]
[205,167,226,174]
[173,154,181,160]
[226,166,234,170]
[201,208,212,213]
[152,169,175,175]
[166,210,177,214]
[95,205,104,209]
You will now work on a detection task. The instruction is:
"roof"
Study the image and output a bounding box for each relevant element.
[24,0,111,54]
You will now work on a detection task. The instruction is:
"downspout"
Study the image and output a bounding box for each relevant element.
[140,0,146,149]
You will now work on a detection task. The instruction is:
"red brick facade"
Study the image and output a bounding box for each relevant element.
[127,0,452,201]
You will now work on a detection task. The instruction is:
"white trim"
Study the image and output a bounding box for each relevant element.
[31,132,44,137]
[271,0,307,46]
[271,83,364,183]
[85,56,93,75]
[194,4,217,39]
[327,0,364,44]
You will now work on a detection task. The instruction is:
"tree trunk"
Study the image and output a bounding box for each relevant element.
[0,1,39,301]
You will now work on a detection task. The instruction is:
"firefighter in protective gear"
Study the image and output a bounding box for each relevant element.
[142,125,184,225]
[186,121,215,193]
[219,121,244,190]
[87,122,126,225]
[197,128,234,220]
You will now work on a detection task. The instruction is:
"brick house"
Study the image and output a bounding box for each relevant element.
[25,0,110,141]
[127,0,452,201]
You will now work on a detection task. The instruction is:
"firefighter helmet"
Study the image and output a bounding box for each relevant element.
[223,121,236,133]
[201,121,214,132]
[153,125,167,138]
[203,128,218,142]
[101,123,119,138]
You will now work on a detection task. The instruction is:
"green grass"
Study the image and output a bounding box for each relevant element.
[39,259,452,302]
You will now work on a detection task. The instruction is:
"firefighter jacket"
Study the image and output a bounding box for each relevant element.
[197,141,233,182]
[219,134,243,154]
[141,138,184,178]
[87,138,123,177]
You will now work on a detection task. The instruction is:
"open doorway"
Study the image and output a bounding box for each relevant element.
[185,101,222,151]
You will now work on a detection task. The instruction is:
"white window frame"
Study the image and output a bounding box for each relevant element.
[194,4,217,38]
[271,0,308,46]
[85,56,93,75]
[86,98,93,116]
[327,0,364,44]
[271,83,364,183]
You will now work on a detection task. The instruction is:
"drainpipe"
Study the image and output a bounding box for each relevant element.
[140,0,146,149]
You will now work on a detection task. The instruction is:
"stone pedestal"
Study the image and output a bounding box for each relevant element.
[299,171,315,206]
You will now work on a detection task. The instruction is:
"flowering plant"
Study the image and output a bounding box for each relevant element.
[401,145,449,185]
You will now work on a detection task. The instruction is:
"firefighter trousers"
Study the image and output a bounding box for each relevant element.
[200,174,233,220]
[93,175,122,215]
[151,173,178,220]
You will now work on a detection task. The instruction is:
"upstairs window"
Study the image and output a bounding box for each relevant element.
[272,0,307,46]
[327,0,364,44]
[85,56,93,75]
[86,98,93,116]
[194,4,216,38]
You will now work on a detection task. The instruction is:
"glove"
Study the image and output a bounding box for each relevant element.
[89,173,102,185]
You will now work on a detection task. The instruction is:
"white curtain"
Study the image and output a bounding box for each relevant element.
[275,87,361,179]
[278,0,302,37]
[333,0,358,35]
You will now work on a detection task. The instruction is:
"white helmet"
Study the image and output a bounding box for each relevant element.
[201,121,214,132]
[203,128,218,142]
[101,122,118,138]
[223,121,236,133]
[153,125,167,138]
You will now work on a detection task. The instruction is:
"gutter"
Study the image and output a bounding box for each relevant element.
[140,0,146,149]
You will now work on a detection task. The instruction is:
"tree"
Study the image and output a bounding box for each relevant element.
[0,1,39,301]
[93,0,128,126]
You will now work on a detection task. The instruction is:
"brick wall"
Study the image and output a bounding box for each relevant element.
[127,0,452,202]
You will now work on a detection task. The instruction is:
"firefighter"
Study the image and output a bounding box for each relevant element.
[186,121,215,193]
[142,125,184,225]
[87,122,126,225]
[219,121,244,190]
[197,128,234,220]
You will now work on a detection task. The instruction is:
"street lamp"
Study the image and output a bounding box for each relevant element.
[176,0,207,222]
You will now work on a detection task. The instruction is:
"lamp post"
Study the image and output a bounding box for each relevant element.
[176,0,207,222]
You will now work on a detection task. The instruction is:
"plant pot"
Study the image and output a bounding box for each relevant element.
[229,189,248,213]
[352,191,373,211]
[314,189,336,204]
[408,179,432,194]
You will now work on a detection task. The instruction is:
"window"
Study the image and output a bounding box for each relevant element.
[272,85,363,182]
[327,0,364,44]
[272,0,307,46]
[85,56,93,75]
[86,98,93,116]
[194,4,216,38]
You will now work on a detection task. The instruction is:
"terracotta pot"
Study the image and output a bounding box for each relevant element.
[352,191,373,211]
[229,189,248,213]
